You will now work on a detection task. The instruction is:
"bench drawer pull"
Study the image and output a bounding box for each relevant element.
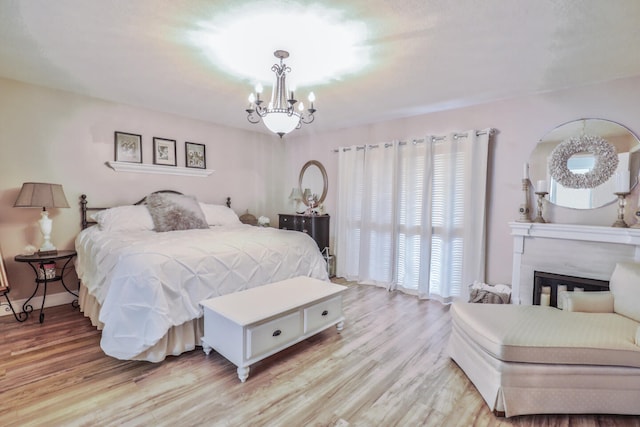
[272,329,282,337]
[321,310,329,316]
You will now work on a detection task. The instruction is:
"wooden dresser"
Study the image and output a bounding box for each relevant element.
[278,214,329,252]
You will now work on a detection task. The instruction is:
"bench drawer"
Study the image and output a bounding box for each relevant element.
[304,296,343,333]
[246,312,302,359]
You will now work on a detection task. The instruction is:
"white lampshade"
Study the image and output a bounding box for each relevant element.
[262,111,301,137]
[289,187,303,201]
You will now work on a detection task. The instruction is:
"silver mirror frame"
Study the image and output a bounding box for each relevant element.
[299,160,328,206]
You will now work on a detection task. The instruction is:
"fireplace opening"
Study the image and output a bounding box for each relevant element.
[533,271,609,308]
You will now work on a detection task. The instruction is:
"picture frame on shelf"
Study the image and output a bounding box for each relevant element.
[186,142,206,169]
[114,131,142,163]
[153,137,177,166]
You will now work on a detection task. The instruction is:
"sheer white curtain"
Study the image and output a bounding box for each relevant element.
[335,129,491,302]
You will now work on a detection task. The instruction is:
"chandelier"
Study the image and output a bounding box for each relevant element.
[245,50,316,138]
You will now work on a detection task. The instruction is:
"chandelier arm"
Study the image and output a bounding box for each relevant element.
[246,111,261,124]
[300,113,315,125]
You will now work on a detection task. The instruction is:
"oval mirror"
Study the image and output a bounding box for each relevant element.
[299,160,328,206]
[530,118,640,209]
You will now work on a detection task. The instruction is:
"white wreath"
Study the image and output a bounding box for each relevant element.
[548,135,618,189]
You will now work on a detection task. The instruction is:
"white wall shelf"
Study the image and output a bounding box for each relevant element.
[106,161,214,177]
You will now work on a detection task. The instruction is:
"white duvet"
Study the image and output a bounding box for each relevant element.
[75,224,329,360]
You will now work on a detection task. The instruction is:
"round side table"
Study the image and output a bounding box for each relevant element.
[14,250,78,323]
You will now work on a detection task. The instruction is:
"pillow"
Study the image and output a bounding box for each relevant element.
[564,291,614,313]
[199,203,241,226]
[146,193,208,232]
[609,262,640,322]
[90,205,154,232]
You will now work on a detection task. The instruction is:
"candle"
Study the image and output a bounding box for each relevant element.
[523,163,529,179]
[540,293,550,306]
[541,286,551,295]
[536,180,547,193]
[615,170,630,193]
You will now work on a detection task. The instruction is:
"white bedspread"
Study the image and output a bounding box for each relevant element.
[75,224,329,360]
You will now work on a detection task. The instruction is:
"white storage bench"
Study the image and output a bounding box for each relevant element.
[200,276,347,382]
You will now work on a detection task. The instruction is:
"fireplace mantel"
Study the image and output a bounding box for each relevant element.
[509,222,640,304]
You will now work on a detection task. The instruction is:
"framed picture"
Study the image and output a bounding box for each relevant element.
[114,131,142,163]
[185,142,206,169]
[153,137,177,166]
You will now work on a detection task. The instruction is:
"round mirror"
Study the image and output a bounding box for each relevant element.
[299,160,328,206]
[530,119,640,209]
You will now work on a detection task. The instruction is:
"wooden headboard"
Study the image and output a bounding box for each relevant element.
[80,192,232,229]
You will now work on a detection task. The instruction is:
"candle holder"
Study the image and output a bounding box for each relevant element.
[632,208,640,228]
[533,192,548,223]
[516,178,532,222]
[612,192,630,228]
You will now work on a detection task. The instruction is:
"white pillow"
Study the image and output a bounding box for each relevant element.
[90,205,154,232]
[199,203,241,226]
[609,262,640,322]
[564,291,614,313]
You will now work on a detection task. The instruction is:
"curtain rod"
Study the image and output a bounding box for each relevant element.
[331,128,494,153]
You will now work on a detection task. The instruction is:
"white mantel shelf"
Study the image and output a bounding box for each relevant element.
[509,222,640,245]
[106,161,214,177]
[509,222,640,305]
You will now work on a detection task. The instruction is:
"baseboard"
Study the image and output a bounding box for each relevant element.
[0,291,77,317]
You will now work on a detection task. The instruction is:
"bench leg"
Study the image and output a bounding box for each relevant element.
[237,366,250,382]
[202,342,212,355]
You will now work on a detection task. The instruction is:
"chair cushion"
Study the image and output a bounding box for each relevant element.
[609,262,640,322]
[450,302,640,367]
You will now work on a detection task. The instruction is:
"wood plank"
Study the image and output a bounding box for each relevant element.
[1,281,638,426]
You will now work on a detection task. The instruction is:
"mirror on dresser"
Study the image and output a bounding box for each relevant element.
[299,160,328,209]
[529,119,640,209]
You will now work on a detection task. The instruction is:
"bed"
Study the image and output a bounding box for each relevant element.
[75,191,329,362]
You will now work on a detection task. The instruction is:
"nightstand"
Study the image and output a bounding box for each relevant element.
[14,250,78,323]
[278,214,329,252]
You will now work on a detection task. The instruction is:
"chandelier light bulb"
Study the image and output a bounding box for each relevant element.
[255,83,263,94]
[308,92,315,102]
[298,102,304,111]
[248,93,256,103]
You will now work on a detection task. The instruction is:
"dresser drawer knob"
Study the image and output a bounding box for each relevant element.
[322,310,328,316]
[272,329,282,337]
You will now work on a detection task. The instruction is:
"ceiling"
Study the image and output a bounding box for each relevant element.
[1,0,640,137]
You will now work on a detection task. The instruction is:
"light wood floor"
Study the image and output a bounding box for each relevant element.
[1,280,638,427]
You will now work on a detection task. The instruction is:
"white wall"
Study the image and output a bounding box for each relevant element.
[285,75,640,286]
[0,77,284,300]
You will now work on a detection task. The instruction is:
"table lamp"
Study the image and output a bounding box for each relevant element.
[288,187,303,212]
[14,182,70,255]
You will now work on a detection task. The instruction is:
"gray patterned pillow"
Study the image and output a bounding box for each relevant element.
[146,192,208,232]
